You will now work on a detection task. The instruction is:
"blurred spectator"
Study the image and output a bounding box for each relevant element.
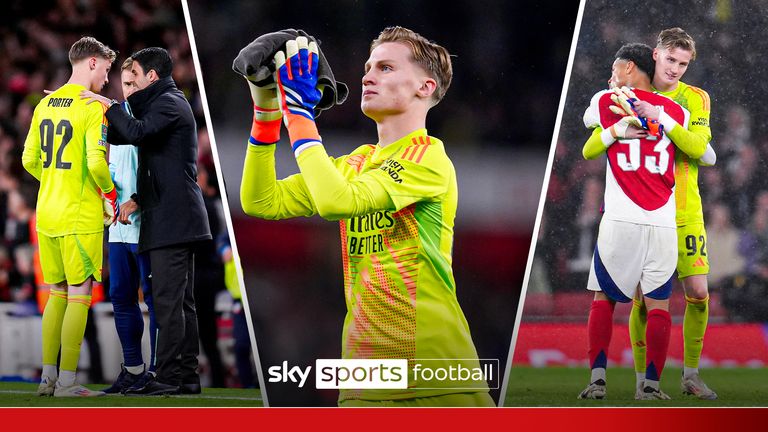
[738,191,768,280]
[707,203,744,285]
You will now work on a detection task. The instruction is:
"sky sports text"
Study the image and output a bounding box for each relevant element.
[267,359,499,389]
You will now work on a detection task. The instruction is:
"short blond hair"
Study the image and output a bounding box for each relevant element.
[121,57,133,71]
[656,28,696,60]
[69,36,117,65]
[370,26,453,106]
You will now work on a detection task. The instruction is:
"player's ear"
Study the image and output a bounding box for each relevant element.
[652,48,659,62]
[89,57,97,70]
[625,60,635,76]
[417,77,437,100]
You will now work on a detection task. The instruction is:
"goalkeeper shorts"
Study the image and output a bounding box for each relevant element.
[677,223,710,278]
[38,232,103,285]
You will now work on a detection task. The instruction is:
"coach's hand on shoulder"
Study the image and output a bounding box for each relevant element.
[79,90,112,108]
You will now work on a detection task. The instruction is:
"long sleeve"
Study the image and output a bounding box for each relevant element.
[240,144,318,220]
[105,95,179,145]
[659,87,711,160]
[85,104,114,193]
[582,127,610,160]
[295,145,394,220]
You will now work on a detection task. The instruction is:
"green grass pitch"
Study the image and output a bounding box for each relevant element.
[0,382,263,407]
[505,367,768,407]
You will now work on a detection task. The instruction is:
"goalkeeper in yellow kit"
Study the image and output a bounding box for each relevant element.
[624,28,718,400]
[239,27,492,407]
[22,37,118,397]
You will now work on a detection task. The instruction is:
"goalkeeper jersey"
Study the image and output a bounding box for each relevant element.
[656,81,712,226]
[242,128,488,402]
[21,83,113,237]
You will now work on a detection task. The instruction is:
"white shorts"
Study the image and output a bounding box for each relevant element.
[587,218,676,302]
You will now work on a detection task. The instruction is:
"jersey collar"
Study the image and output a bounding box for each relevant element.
[371,128,430,164]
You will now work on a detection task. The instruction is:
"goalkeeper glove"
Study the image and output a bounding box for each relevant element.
[610,86,664,140]
[101,187,119,226]
[247,79,282,146]
[607,116,644,140]
[274,36,323,157]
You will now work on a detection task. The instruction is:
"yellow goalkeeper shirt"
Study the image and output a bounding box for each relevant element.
[241,128,488,402]
[21,84,114,236]
[655,81,712,227]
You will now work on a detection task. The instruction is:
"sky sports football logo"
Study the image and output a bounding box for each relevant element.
[267,359,499,390]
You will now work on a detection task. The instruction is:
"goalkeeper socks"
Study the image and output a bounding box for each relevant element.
[587,300,614,380]
[60,294,91,372]
[58,370,76,387]
[645,309,671,382]
[41,287,68,367]
[683,295,709,370]
[628,298,647,376]
[42,364,58,382]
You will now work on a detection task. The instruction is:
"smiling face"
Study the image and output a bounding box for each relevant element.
[652,46,692,91]
[361,42,436,122]
[89,56,112,92]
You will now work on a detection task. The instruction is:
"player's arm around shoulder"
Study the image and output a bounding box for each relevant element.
[581,90,614,160]
[582,127,609,160]
[687,85,715,164]
[661,86,710,159]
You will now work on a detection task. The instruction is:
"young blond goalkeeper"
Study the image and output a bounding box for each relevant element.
[22,36,118,397]
[627,28,717,400]
[240,27,493,407]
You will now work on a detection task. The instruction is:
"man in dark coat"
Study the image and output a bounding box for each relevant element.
[83,47,211,395]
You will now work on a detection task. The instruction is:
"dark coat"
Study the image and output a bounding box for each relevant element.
[106,76,211,253]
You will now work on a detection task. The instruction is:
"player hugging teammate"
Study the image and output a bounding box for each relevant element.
[578,28,717,401]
